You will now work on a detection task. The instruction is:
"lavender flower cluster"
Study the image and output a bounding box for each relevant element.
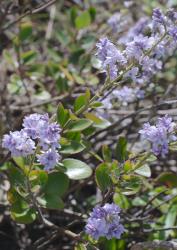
[85,203,124,240]
[97,8,177,106]
[139,115,176,157]
[2,113,61,171]
[101,86,144,108]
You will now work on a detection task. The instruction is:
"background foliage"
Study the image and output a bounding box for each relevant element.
[0,0,177,249]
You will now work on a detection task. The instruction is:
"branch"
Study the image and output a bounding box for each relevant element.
[2,0,57,32]
[144,226,177,233]
[144,194,177,216]
[10,93,69,111]
[89,99,177,140]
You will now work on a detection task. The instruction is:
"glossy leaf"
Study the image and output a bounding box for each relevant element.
[10,199,36,224]
[95,163,112,192]
[74,95,88,112]
[113,193,130,209]
[60,140,85,154]
[135,164,151,177]
[67,119,93,132]
[63,158,92,180]
[156,172,177,187]
[37,195,64,210]
[57,103,70,127]
[102,145,112,162]
[115,137,128,163]
[44,172,69,196]
[29,170,48,191]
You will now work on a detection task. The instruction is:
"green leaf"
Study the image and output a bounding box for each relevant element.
[63,158,92,180]
[84,113,110,129]
[84,112,103,124]
[19,23,32,41]
[44,172,69,196]
[67,119,93,132]
[95,163,112,192]
[89,7,96,21]
[37,195,64,210]
[75,11,91,29]
[113,193,130,209]
[123,160,133,173]
[13,157,26,169]
[104,239,126,250]
[92,117,111,129]
[135,164,151,177]
[29,170,48,191]
[165,203,177,237]
[56,76,68,93]
[7,188,25,204]
[102,145,112,162]
[90,101,103,108]
[156,172,177,187]
[10,200,36,224]
[8,165,26,188]
[115,137,128,163]
[60,140,85,154]
[70,6,78,26]
[56,30,70,46]
[64,131,81,141]
[57,103,70,127]
[70,49,85,64]
[74,95,88,112]
[121,175,142,195]
[22,50,37,64]
[132,197,147,206]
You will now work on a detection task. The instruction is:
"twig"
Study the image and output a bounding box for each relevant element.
[144,194,177,216]
[89,99,177,140]
[10,93,69,111]
[144,226,177,233]
[138,189,168,216]
[2,0,57,32]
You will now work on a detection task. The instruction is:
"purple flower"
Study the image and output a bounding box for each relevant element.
[140,56,162,74]
[2,130,35,157]
[125,67,139,82]
[168,26,177,41]
[37,149,60,171]
[39,122,61,150]
[23,113,49,139]
[125,35,154,60]
[118,17,149,44]
[113,87,135,104]
[23,113,61,150]
[96,38,127,80]
[139,115,176,157]
[135,88,145,99]
[152,8,166,25]
[167,9,177,22]
[107,13,121,32]
[108,12,131,33]
[157,115,176,132]
[101,96,112,109]
[113,86,144,105]
[2,113,61,171]
[85,203,124,240]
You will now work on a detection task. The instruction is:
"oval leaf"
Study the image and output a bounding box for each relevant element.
[95,163,112,192]
[135,164,151,177]
[67,119,93,132]
[44,172,69,196]
[60,140,85,154]
[63,158,92,180]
